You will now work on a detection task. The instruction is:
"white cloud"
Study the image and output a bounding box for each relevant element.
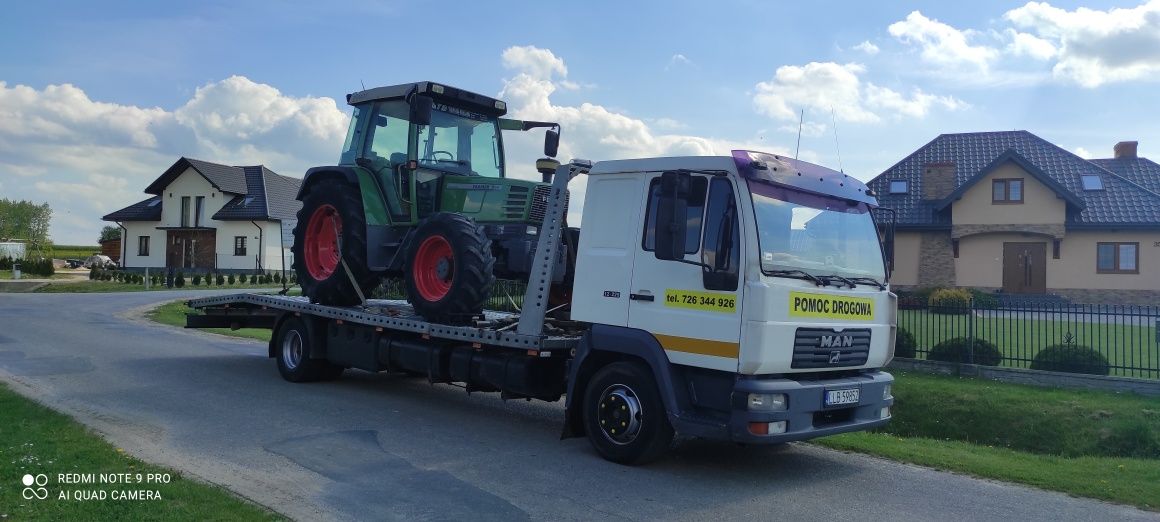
[1005,30,1058,60]
[1004,0,1160,87]
[751,62,965,124]
[1073,146,1092,158]
[0,77,347,244]
[666,54,694,70]
[501,45,568,80]
[778,121,827,138]
[888,11,999,73]
[853,41,880,55]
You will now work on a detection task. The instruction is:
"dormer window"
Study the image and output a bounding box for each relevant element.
[1081,175,1104,191]
[889,180,909,194]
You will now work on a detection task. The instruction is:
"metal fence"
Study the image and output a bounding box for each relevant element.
[898,298,1160,379]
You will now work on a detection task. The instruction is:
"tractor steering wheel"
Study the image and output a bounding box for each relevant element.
[428,150,455,162]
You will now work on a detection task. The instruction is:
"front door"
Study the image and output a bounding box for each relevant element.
[165,230,217,270]
[626,173,743,373]
[1002,242,1046,294]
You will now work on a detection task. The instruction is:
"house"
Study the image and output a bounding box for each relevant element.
[102,157,302,273]
[868,132,1160,305]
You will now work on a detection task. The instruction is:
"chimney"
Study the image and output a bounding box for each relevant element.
[1114,141,1138,159]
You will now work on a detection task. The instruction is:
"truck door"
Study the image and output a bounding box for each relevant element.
[627,174,743,372]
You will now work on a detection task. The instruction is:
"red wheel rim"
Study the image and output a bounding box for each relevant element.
[412,235,453,301]
[304,204,341,280]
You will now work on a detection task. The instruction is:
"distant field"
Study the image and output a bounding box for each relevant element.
[52,245,101,259]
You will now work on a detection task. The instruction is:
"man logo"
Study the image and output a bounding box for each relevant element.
[829,350,842,364]
[22,473,48,500]
[819,334,853,348]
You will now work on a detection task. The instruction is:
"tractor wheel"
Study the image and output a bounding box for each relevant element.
[292,178,379,306]
[404,213,495,324]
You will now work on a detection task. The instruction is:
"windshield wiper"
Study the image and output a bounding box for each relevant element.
[818,274,857,289]
[765,269,827,286]
[841,276,886,290]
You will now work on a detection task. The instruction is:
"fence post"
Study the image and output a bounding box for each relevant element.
[966,297,976,365]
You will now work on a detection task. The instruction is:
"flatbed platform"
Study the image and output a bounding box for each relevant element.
[186,293,582,351]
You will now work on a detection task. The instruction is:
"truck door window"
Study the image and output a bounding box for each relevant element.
[701,178,740,290]
[642,176,708,254]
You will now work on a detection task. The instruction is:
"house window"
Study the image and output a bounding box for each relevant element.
[642,176,708,254]
[195,196,205,226]
[889,180,908,194]
[138,236,150,257]
[234,236,247,256]
[992,179,1024,204]
[1097,242,1138,273]
[180,196,191,227]
[1081,175,1104,191]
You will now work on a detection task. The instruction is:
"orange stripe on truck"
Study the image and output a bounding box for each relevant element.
[654,334,739,359]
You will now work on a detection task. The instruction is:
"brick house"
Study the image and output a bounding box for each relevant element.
[102,157,301,273]
[868,131,1160,304]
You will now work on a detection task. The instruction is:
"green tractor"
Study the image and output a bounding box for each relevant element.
[291,81,566,324]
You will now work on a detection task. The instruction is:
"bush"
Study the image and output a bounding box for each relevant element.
[0,257,11,270]
[175,271,185,288]
[968,289,999,309]
[1030,344,1110,375]
[263,274,272,284]
[928,337,1003,366]
[150,275,159,286]
[215,273,225,286]
[192,274,202,286]
[895,328,917,358]
[228,274,236,285]
[274,273,282,284]
[929,288,971,314]
[239,274,248,284]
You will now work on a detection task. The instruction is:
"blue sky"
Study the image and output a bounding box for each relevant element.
[1,0,1158,243]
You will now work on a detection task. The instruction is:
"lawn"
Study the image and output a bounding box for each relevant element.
[0,269,78,280]
[0,381,281,520]
[148,301,273,342]
[35,280,290,293]
[899,309,1159,378]
[817,371,1160,510]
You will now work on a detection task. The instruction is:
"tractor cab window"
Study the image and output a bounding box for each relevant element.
[361,101,412,222]
[415,105,503,178]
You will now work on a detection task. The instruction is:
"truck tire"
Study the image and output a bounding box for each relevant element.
[292,178,379,306]
[583,361,674,464]
[404,212,495,324]
[274,317,344,382]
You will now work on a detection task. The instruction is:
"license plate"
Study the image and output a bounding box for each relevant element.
[825,388,860,407]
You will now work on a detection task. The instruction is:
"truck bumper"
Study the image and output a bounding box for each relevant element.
[721,371,894,444]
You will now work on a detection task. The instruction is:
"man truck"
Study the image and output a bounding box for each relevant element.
[186,82,897,464]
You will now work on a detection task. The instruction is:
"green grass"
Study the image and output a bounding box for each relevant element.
[816,371,1160,509]
[34,280,289,293]
[148,301,273,342]
[50,245,102,259]
[0,269,78,280]
[0,381,281,520]
[899,309,1158,377]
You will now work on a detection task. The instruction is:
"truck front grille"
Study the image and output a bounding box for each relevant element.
[529,185,569,224]
[791,328,871,369]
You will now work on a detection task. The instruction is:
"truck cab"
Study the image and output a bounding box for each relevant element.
[566,150,895,450]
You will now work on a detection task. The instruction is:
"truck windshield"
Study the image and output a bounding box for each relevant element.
[416,105,503,178]
[749,181,885,283]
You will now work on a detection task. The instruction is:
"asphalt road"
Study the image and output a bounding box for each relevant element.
[0,291,1154,521]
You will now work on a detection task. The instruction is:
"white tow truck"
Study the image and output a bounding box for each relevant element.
[187,150,897,464]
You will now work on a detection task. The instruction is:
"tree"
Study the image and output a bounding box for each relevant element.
[0,199,53,256]
[99,225,121,243]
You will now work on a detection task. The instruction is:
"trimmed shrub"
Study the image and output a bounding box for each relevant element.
[263,274,273,284]
[241,274,249,284]
[175,271,185,288]
[928,337,1003,366]
[895,328,917,359]
[192,274,202,286]
[150,275,159,286]
[228,274,236,285]
[968,289,999,309]
[273,273,282,284]
[1030,344,1110,375]
[929,288,971,314]
[216,273,225,286]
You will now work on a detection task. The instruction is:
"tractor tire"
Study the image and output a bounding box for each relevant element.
[292,178,379,306]
[404,212,495,324]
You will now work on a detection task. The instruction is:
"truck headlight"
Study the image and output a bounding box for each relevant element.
[883,384,892,400]
[748,393,787,411]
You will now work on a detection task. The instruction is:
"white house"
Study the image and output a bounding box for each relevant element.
[103,157,301,273]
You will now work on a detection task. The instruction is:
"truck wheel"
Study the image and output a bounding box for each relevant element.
[292,178,379,306]
[404,213,495,324]
[275,317,344,382]
[583,361,674,465]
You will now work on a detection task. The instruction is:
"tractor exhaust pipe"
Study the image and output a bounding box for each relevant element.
[536,158,561,183]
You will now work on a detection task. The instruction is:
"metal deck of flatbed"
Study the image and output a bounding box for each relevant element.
[187,293,581,351]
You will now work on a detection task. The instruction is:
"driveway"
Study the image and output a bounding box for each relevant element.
[0,292,1153,521]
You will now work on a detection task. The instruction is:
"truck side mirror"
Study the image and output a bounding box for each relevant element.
[654,171,690,261]
[410,95,433,126]
[544,127,560,157]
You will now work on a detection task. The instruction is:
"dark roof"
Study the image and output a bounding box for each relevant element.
[105,158,301,223]
[212,166,302,221]
[144,157,249,196]
[1088,157,1160,197]
[934,149,1085,211]
[868,131,1160,227]
[102,196,162,222]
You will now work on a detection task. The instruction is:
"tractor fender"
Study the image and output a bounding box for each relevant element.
[297,166,359,200]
